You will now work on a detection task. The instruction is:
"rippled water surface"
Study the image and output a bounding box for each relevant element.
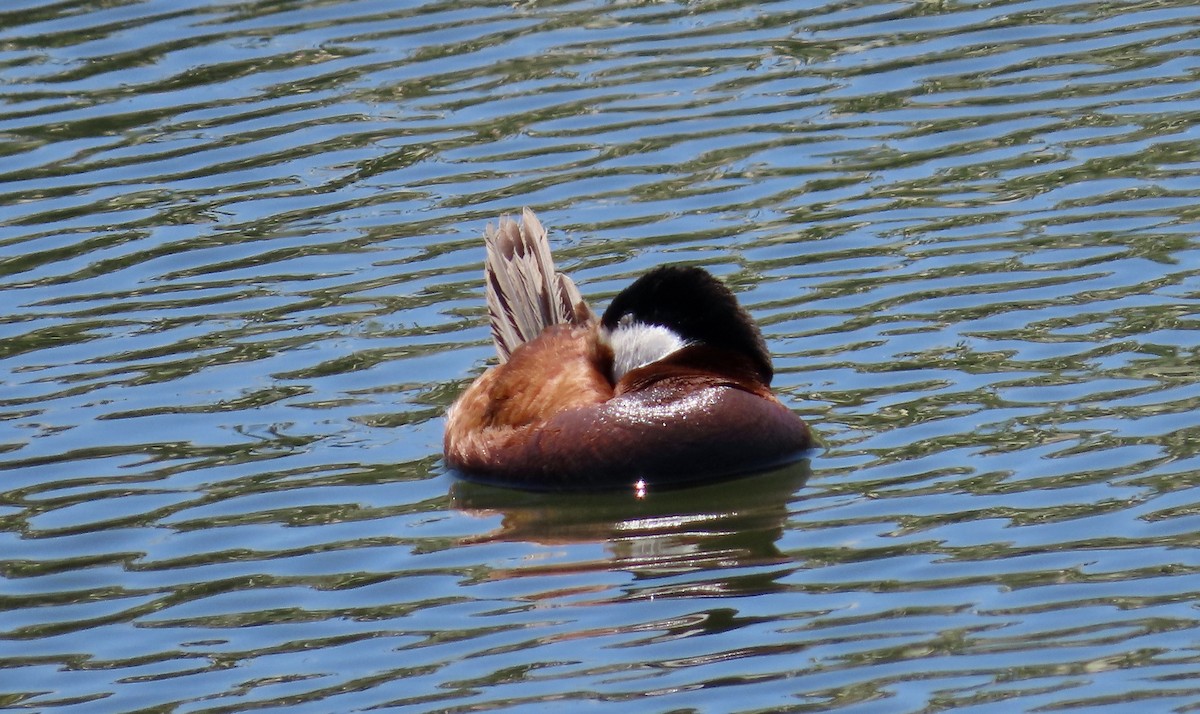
[4,0,1200,711]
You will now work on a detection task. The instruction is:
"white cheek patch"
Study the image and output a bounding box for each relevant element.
[604,322,688,383]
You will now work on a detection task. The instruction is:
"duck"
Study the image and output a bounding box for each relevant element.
[443,208,812,491]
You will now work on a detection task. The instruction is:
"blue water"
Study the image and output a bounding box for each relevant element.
[3,0,1200,711]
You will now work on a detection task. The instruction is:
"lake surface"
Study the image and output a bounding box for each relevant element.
[3,0,1200,711]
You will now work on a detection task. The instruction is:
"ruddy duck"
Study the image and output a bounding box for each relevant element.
[444,209,811,490]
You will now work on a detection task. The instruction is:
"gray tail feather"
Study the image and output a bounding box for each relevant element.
[484,208,590,362]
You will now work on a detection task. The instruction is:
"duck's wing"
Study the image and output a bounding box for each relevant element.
[484,208,590,362]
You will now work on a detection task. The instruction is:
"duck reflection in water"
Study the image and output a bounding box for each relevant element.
[444,209,812,492]
[450,460,810,593]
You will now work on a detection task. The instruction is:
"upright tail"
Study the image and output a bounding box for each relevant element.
[484,208,590,362]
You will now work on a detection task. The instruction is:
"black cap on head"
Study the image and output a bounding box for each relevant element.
[601,265,774,383]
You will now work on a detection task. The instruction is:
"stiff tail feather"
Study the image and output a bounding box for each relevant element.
[484,208,589,362]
